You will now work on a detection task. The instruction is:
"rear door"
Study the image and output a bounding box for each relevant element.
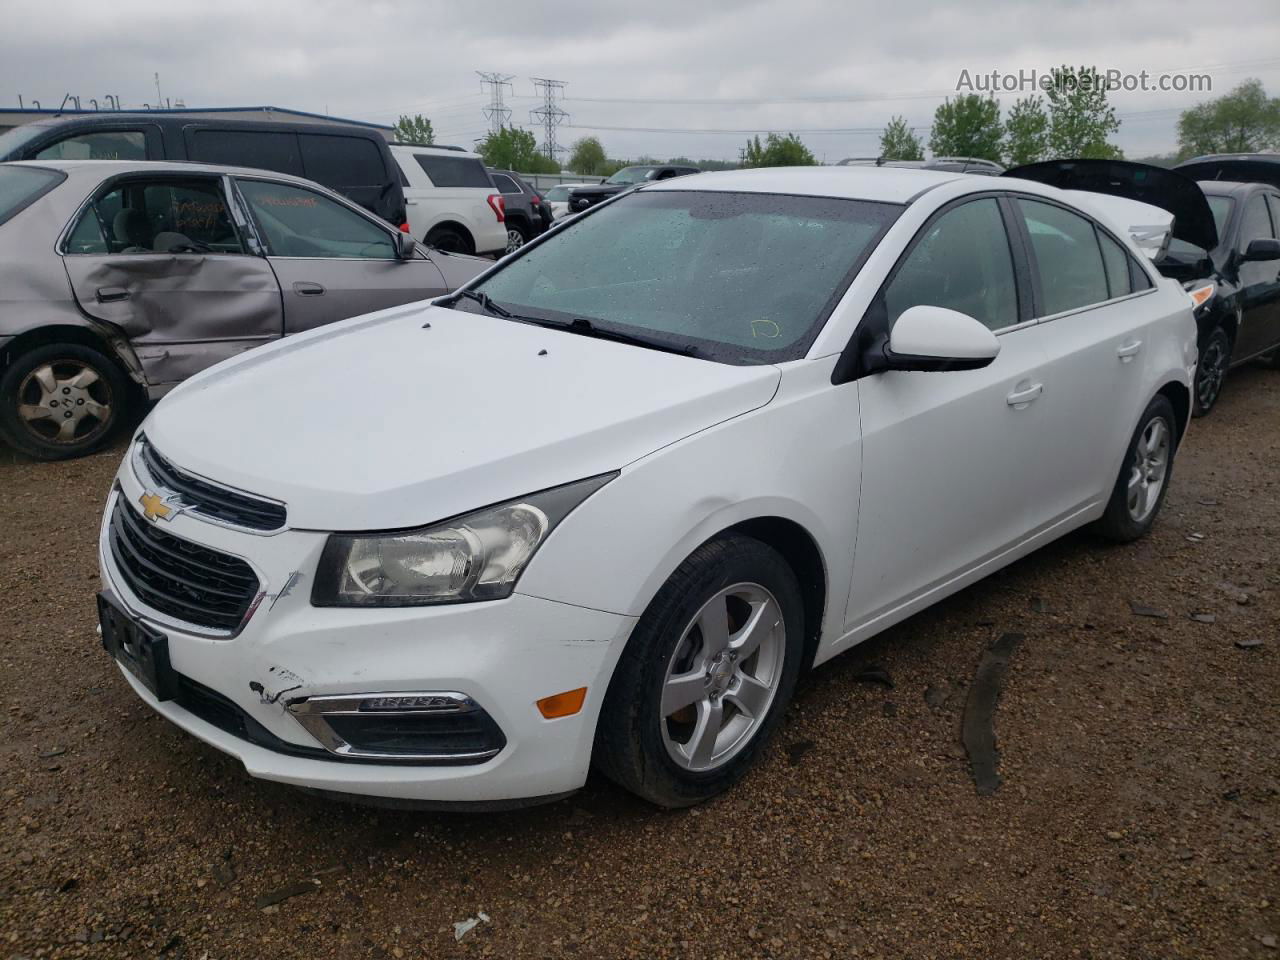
[1010,195,1157,517]
[60,173,283,387]
[233,176,448,335]
[1234,192,1280,360]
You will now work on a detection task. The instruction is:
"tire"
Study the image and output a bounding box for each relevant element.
[0,343,130,461]
[594,534,805,808]
[1094,394,1177,543]
[1192,326,1230,417]
[504,221,530,254]
[424,226,472,255]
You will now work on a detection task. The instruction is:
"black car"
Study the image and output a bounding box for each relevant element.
[0,114,407,228]
[487,168,549,253]
[567,164,700,214]
[1005,158,1280,416]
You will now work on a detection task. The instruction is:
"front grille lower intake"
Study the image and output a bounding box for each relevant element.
[108,496,261,632]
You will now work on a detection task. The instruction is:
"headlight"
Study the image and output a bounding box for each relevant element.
[311,473,616,607]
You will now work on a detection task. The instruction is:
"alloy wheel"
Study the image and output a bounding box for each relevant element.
[16,360,114,447]
[1196,338,1228,410]
[505,228,526,254]
[659,582,786,773]
[1126,416,1170,523]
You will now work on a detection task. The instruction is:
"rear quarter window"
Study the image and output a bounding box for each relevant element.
[0,165,64,226]
[188,129,303,176]
[414,155,492,189]
[299,134,387,188]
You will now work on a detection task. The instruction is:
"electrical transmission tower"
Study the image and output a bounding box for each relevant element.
[529,78,569,161]
[476,72,513,136]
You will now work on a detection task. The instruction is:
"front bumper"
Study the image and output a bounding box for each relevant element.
[99,453,636,805]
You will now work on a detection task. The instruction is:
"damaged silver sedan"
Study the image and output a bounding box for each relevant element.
[0,160,487,460]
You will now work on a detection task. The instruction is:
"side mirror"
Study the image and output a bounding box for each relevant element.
[883,305,1001,372]
[1242,237,1280,263]
[394,231,418,261]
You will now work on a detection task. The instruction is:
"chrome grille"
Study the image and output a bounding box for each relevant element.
[108,496,261,632]
[139,438,286,532]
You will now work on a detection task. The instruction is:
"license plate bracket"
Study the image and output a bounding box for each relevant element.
[98,592,177,702]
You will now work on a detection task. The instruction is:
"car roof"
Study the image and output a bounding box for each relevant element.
[641,165,960,203]
[5,158,343,189]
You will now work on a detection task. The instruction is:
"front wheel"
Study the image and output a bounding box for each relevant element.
[1094,394,1177,543]
[1192,326,1230,417]
[0,343,130,461]
[594,534,804,807]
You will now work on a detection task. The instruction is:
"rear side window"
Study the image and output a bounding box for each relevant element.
[414,154,492,189]
[66,177,244,254]
[188,129,303,176]
[36,130,147,161]
[236,179,394,259]
[1018,199,1109,316]
[1097,232,1132,298]
[299,134,386,188]
[884,198,1019,332]
[0,165,64,226]
[491,173,521,194]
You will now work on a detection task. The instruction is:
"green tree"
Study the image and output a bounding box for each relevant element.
[568,137,607,175]
[928,94,1003,161]
[1176,78,1280,159]
[393,114,434,145]
[477,127,560,173]
[1003,96,1049,166]
[1045,65,1122,159]
[880,115,924,161]
[741,133,816,167]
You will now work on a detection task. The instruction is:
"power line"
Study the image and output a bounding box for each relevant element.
[476,72,513,136]
[530,77,569,160]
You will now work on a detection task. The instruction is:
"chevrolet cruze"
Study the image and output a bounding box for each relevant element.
[98,166,1198,808]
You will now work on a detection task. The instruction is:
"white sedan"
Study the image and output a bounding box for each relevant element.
[97,166,1198,809]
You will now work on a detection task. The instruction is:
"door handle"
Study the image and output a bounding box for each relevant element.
[96,286,129,303]
[292,282,325,297]
[1006,382,1043,407]
[405,198,418,205]
[1116,340,1143,362]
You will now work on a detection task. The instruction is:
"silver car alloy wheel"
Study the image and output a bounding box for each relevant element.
[505,228,526,254]
[1127,416,1170,523]
[659,582,786,773]
[17,361,113,446]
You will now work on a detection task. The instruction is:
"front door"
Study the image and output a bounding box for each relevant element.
[233,177,448,335]
[60,173,282,386]
[1233,192,1280,361]
[845,197,1051,635]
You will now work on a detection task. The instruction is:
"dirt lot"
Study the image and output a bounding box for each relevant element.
[1,367,1277,960]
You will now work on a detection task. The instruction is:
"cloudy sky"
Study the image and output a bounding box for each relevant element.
[3,0,1278,162]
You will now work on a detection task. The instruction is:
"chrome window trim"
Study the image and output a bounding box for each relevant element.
[1030,285,1158,326]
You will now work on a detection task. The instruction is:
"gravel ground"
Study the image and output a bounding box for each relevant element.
[1,366,1277,960]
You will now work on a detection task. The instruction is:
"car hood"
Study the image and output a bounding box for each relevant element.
[1003,159,1218,252]
[143,304,781,531]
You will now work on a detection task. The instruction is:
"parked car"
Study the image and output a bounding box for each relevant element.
[544,183,589,220]
[97,165,1196,810]
[390,144,507,256]
[0,160,487,460]
[566,163,700,213]
[487,168,549,252]
[839,156,1004,175]
[1005,158,1280,416]
[0,114,407,228]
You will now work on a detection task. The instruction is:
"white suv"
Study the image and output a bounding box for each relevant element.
[390,144,506,256]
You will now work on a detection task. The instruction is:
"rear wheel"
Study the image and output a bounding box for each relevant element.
[1192,326,1230,417]
[504,221,530,254]
[0,343,129,461]
[594,534,804,807]
[424,225,472,255]
[1095,394,1177,543]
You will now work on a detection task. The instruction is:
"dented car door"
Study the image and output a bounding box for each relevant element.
[60,173,283,388]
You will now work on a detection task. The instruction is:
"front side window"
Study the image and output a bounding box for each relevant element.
[1018,198,1109,316]
[883,198,1019,332]
[1239,194,1276,251]
[188,129,303,176]
[466,190,900,363]
[236,179,393,259]
[65,178,244,255]
[36,130,146,161]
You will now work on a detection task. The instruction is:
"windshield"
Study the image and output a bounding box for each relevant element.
[1167,194,1233,260]
[0,165,64,226]
[546,185,574,201]
[606,166,658,185]
[464,189,902,363]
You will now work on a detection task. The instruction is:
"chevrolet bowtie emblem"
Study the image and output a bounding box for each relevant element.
[139,491,176,522]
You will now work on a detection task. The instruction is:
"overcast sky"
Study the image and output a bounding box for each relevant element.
[3,0,1278,162]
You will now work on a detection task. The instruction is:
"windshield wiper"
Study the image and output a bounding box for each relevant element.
[443,289,515,318]
[544,317,699,358]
